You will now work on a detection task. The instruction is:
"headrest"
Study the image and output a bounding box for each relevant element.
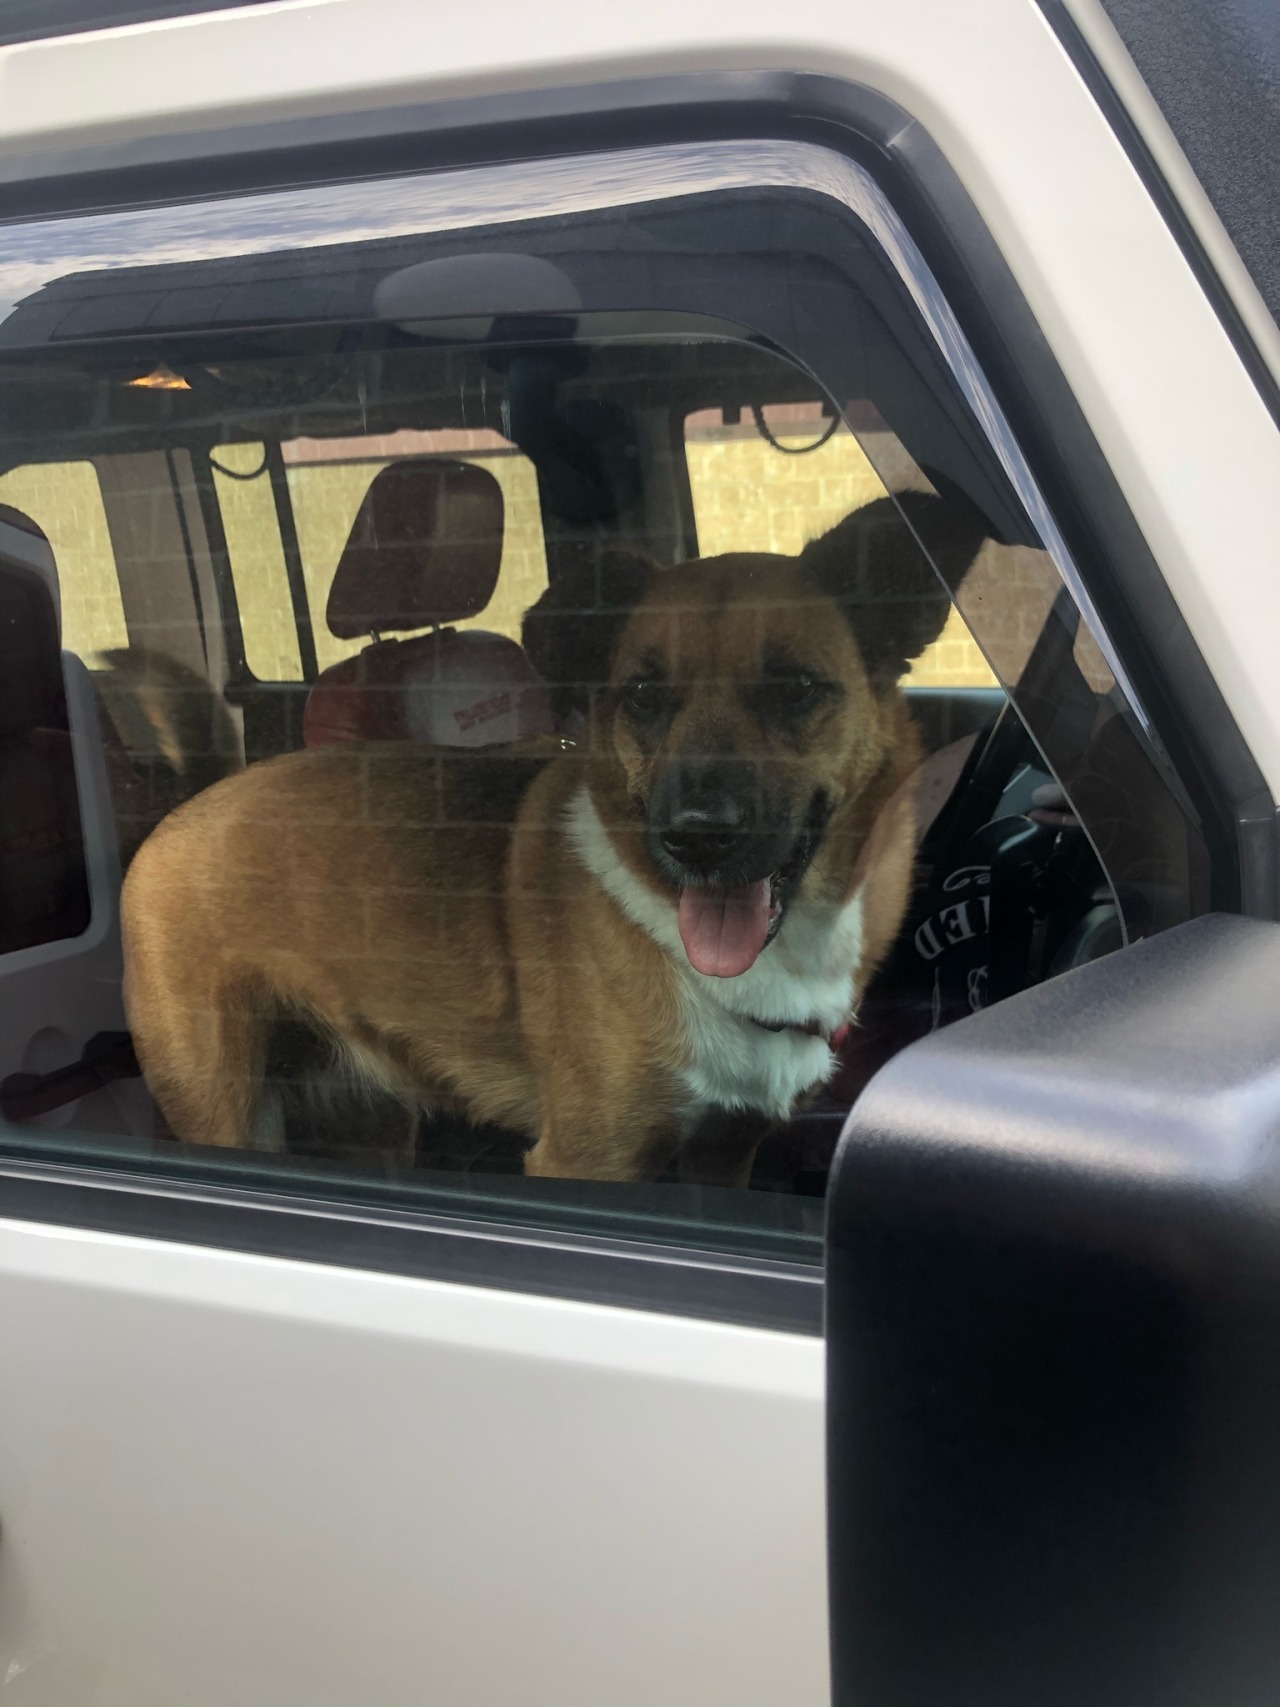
[326,459,504,640]
[0,504,60,638]
[0,556,64,743]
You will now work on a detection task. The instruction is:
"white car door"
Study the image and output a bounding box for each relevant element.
[0,3,1277,1705]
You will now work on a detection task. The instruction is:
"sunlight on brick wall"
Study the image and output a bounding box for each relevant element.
[5,435,1000,694]
[917,606,1002,688]
[0,462,128,658]
[686,425,997,688]
[686,430,886,556]
[212,444,302,680]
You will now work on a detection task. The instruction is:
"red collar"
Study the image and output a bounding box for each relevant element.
[752,1017,851,1050]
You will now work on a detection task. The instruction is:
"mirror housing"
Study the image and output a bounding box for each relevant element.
[826,914,1280,1707]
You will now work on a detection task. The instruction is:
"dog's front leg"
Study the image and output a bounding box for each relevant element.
[676,1107,772,1190]
[523,1102,677,1184]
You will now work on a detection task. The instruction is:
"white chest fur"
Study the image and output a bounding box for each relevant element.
[565,785,865,1121]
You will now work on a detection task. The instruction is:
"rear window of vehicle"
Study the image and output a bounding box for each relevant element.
[214,432,547,682]
[684,404,998,689]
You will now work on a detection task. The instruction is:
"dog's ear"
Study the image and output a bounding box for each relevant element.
[800,491,990,684]
[522,546,655,715]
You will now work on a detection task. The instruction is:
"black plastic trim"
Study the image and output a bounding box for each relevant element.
[0,1153,823,1334]
[1,69,1267,918]
[0,0,281,47]
[826,912,1280,1705]
[1034,1,1280,430]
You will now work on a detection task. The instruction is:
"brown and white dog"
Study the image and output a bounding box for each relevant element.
[121,492,986,1183]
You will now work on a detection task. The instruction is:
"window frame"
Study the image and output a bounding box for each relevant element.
[0,1152,824,1332]
[0,0,285,49]
[0,137,1230,930]
[2,76,1265,909]
[0,94,1269,1331]
[1035,0,1280,424]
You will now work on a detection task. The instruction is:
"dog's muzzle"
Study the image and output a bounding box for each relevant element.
[646,762,826,979]
[647,761,787,879]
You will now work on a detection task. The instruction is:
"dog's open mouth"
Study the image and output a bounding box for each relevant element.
[676,837,814,979]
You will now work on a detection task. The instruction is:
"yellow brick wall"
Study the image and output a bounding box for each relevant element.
[685,433,885,555]
[8,433,997,693]
[686,428,998,688]
[244,434,959,684]
[692,430,1003,689]
[0,461,128,657]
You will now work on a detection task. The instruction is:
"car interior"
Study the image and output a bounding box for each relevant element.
[0,295,1203,1252]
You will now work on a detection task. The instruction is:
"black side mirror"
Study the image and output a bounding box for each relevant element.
[826,914,1280,1707]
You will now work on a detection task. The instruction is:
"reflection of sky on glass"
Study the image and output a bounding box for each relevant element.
[0,138,1028,482]
[0,136,1145,725]
[0,146,807,323]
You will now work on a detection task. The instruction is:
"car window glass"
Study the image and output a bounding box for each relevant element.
[0,461,126,655]
[684,404,998,690]
[215,433,547,682]
[210,441,303,681]
[0,154,1215,1275]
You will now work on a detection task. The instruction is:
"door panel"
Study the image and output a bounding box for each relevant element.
[0,1218,827,1707]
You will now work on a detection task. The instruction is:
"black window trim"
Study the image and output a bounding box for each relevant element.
[0,1153,824,1333]
[0,73,1273,1324]
[0,0,283,47]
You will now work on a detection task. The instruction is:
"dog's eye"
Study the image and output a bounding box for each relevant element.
[767,671,822,712]
[620,677,666,720]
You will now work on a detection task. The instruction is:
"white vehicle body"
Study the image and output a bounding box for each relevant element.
[0,3,1275,1703]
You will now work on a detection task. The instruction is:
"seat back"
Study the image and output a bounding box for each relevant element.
[0,508,153,1137]
[304,457,554,748]
[0,510,90,955]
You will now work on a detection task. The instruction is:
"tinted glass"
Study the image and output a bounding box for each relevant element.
[0,153,1213,1267]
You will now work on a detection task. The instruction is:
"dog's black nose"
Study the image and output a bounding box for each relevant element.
[660,800,745,873]
[651,760,767,878]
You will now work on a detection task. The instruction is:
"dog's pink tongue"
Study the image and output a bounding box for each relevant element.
[678,880,772,977]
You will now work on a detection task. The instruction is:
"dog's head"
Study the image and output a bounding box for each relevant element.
[524,493,988,977]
